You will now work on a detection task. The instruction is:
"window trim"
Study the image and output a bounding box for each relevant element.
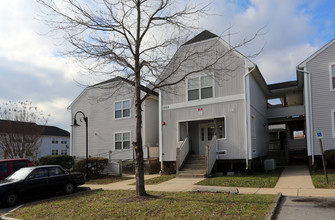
[332,109,335,138]
[51,137,59,144]
[186,75,214,101]
[114,99,131,120]
[52,149,59,155]
[251,115,256,139]
[329,63,335,91]
[114,131,131,150]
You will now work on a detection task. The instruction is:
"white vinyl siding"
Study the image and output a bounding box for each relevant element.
[115,100,131,119]
[115,132,131,150]
[331,64,335,91]
[332,110,335,138]
[187,76,213,101]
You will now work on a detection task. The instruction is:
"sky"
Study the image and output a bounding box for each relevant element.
[0,0,335,131]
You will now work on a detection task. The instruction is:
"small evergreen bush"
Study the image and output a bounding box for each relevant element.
[39,155,75,170]
[74,157,108,178]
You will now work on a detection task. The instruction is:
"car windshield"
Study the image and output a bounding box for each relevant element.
[6,167,34,180]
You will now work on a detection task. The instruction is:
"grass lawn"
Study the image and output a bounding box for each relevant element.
[131,175,176,185]
[310,168,335,188]
[86,175,132,185]
[8,190,275,220]
[196,169,283,188]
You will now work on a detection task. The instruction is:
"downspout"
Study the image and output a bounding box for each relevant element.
[297,67,314,165]
[158,89,164,173]
[243,64,256,170]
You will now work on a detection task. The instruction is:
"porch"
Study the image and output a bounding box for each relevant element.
[176,118,225,177]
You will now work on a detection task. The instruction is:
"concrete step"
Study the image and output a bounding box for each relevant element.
[179,168,206,173]
[177,173,206,178]
[188,155,206,160]
[183,163,207,169]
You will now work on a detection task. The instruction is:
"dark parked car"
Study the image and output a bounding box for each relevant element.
[0,165,85,206]
[0,159,34,180]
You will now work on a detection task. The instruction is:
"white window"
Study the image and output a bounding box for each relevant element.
[115,132,131,150]
[331,64,335,91]
[187,76,213,101]
[60,138,67,144]
[332,110,335,138]
[115,100,131,119]
[217,117,226,139]
[51,137,58,144]
[251,116,256,139]
[61,150,67,155]
[52,149,58,155]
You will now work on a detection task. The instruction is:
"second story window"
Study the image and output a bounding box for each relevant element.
[115,100,131,119]
[331,64,335,90]
[51,137,58,144]
[60,138,67,144]
[187,76,213,101]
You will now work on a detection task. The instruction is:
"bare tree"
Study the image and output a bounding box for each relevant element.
[0,101,49,160]
[37,0,262,196]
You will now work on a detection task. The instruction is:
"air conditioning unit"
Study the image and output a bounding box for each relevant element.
[264,158,276,172]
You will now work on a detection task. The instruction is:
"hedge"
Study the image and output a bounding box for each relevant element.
[38,155,75,170]
[74,157,108,178]
[324,149,335,165]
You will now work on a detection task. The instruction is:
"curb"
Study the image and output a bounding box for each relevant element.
[191,186,239,194]
[265,192,282,220]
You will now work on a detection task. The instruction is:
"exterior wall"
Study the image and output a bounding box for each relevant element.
[249,75,268,158]
[161,39,246,106]
[39,136,70,157]
[143,97,159,148]
[160,38,249,162]
[307,42,335,155]
[162,100,246,161]
[70,83,158,160]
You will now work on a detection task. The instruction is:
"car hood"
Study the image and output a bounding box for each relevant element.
[0,179,20,186]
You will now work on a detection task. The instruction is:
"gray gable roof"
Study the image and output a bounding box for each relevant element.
[184,30,218,45]
[0,120,69,137]
[90,76,158,96]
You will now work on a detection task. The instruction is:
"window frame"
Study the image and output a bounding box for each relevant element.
[52,149,59,155]
[51,137,59,144]
[114,131,131,150]
[329,63,335,91]
[251,115,256,139]
[60,138,67,145]
[114,99,131,120]
[187,75,214,101]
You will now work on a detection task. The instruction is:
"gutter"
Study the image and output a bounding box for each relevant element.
[296,67,314,165]
[243,63,256,170]
[158,89,164,172]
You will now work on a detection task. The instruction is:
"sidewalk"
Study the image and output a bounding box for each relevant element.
[84,165,335,197]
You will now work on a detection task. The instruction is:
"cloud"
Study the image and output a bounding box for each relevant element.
[202,0,322,83]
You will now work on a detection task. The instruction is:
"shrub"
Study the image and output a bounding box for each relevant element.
[324,150,335,166]
[39,155,75,170]
[74,157,108,178]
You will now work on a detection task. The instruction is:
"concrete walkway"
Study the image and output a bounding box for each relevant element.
[84,165,335,197]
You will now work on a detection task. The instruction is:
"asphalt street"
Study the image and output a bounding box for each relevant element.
[274,196,335,220]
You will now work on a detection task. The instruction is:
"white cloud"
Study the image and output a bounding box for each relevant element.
[203,0,320,83]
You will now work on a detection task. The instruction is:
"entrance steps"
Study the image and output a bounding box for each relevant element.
[177,155,207,178]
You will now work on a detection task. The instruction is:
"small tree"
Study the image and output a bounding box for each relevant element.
[0,101,49,160]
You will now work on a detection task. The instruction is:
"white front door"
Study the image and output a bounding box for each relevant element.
[199,123,215,155]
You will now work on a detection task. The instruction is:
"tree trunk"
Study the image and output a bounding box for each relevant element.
[134,73,147,196]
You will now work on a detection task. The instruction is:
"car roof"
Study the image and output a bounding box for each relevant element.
[0,159,31,162]
[21,165,62,170]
